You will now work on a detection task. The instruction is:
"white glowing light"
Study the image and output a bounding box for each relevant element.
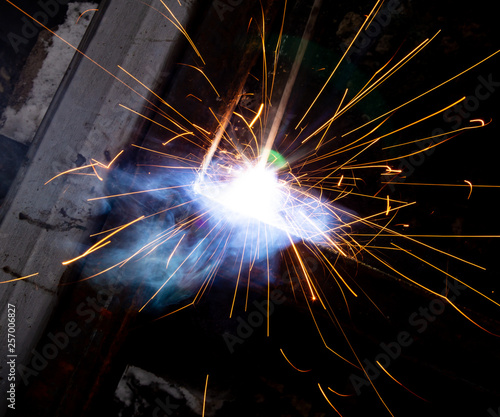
[196,166,283,224]
[222,167,282,222]
[194,161,341,248]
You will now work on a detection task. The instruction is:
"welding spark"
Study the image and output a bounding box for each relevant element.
[376,361,428,402]
[0,272,39,284]
[15,0,500,414]
[194,165,283,225]
[202,374,209,417]
[76,8,98,24]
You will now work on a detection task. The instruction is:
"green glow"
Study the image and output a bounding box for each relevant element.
[268,150,287,169]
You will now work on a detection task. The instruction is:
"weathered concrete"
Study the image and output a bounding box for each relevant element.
[0,0,196,413]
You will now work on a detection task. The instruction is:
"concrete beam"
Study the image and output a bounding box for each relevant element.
[0,0,196,413]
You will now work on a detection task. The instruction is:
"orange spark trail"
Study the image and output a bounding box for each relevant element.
[365,248,500,336]
[177,63,220,97]
[76,8,98,24]
[230,222,251,318]
[17,0,500,412]
[202,374,209,417]
[287,236,319,303]
[296,0,384,128]
[138,220,224,312]
[327,387,352,397]
[318,383,344,417]
[376,361,428,402]
[259,0,323,169]
[158,0,205,65]
[383,182,500,189]
[118,104,198,148]
[249,103,264,128]
[45,150,124,185]
[62,216,145,265]
[0,272,39,284]
[5,0,202,147]
[87,185,191,201]
[464,180,473,199]
[391,244,500,308]
[279,348,311,372]
[343,50,500,137]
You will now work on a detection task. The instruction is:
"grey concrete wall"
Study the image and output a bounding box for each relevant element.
[0,0,196,413]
